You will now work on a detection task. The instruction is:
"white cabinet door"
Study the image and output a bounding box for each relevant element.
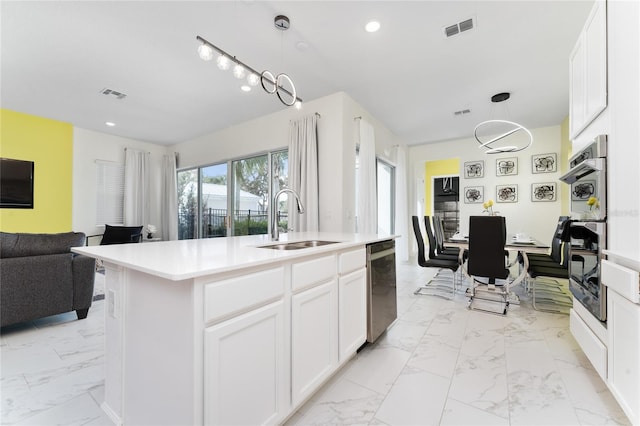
[607,289,640,425]
[291,279,338,406]
[569,36,586,138]
[339,268,367,361]
[570,0,607,139]
[204,300,286,426]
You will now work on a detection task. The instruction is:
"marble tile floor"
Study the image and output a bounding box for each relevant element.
[1,263,630,425]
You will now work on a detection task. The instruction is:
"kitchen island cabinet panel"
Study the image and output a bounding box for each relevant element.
[204,300,286,426]
[291,279,339,406]
[338,268,367,360]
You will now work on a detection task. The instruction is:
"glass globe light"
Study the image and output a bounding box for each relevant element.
[216,55,231,71]
[232,64,246,79]
[246,73,260,86]
[197,43,214,61]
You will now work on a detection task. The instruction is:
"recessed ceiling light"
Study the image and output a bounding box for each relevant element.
[105,121,116,127]
[240,85,251,92]
[365,21,380,33]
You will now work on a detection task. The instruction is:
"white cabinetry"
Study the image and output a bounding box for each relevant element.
[607,289,640,425]
[204,301,286,425]
[203,267,286,425]
[291,279,338,406]
[338,249,367,361]
[569,0,607,139]
[290,255,338,406]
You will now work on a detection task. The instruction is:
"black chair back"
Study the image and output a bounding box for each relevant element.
[467,216,509,283]
[412,216,428,266]
[100,225,143,245]
[423,216,439,259]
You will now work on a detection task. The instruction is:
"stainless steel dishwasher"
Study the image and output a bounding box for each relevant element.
[366,239,397,342]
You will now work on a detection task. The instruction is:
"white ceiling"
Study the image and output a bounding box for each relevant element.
[1,1,594,147]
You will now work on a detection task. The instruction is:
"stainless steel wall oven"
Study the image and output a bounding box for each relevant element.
[560,135,607,323]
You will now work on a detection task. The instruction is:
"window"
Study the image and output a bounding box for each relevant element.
[377,159,395,234]
[355,150,396,234]
[96,160,124,226]
[177,149,287,239]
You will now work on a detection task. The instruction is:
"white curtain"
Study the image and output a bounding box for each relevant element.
[288,115,319,232]
[394,145,409,261]
[357,119,377,234]
[161,153,178,241]
[123,148,150,227]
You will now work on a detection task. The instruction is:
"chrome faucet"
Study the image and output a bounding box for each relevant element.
[271,188,305,241]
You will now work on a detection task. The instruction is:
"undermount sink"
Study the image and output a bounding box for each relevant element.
[257,240,340,250]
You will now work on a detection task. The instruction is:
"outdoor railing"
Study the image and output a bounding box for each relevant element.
[178,208,288,239]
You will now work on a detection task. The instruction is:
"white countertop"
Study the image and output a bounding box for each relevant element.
[73,232,395,281]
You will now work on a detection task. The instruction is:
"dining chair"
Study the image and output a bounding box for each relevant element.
[432,215,461,257]
[412,216,460,299]
[423,216,459,262]
[466,215,511,315]
[86,224,144,245]
[527,239,573,314]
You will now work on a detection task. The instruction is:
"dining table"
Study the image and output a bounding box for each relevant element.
[445,234,550,295]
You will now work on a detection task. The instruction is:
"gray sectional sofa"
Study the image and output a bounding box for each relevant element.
[0,231,96,327]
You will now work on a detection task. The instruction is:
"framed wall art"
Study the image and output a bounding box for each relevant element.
[496,157,518,176]
[532,182,557,202]
[464,160,484,179]
[571,180,596,200]
[496,184,518,203]
[532,153,557,174]
[464,186,484,204]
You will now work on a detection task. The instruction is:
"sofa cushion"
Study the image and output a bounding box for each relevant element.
[0,232,86,259]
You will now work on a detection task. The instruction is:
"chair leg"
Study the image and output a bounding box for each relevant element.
[76,308,89,320]
[530,277,572,314]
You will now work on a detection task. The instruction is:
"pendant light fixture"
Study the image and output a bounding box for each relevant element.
[474,92,533,154]
[196,15,302,109]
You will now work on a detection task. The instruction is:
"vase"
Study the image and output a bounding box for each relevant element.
[147,233,153,239]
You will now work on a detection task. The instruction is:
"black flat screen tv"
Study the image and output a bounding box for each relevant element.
[0,158,35,209]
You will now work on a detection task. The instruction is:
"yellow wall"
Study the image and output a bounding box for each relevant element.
[424,158,459,216]
[560,115,571,216]
[0,109,73,233]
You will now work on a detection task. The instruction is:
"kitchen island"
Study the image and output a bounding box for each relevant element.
[74,232,394,425]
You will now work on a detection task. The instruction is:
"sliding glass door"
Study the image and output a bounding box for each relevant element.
[201,163,228,237]
[177,149,287,239]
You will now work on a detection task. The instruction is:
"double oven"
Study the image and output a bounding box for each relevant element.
[560,135,607,323]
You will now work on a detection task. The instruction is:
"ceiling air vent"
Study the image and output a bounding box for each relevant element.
[100,88,127,100]
[443,17,475,38]
[454,109,471,116]
[445,24,459,38]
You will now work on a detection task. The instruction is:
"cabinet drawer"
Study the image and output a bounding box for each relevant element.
[339,248,366,274]
[204,267,284,324]
[602,260,640,304]
[570,308,607,381]
[292,255,336,292]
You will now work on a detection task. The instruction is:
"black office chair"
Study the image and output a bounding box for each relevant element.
[87,224,143,245]
[412,216,460,299]
[466,215,511,315]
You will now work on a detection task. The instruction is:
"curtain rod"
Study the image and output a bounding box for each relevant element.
[354,116,362,120]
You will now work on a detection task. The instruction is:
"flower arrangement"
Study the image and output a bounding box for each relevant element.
[482,199,496,215]
[587,196,600,211]
[146,224,157,239]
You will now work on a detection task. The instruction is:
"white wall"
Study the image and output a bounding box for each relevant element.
[170,91,409,235]
[72,127,167,239]
[409,125,566,244]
